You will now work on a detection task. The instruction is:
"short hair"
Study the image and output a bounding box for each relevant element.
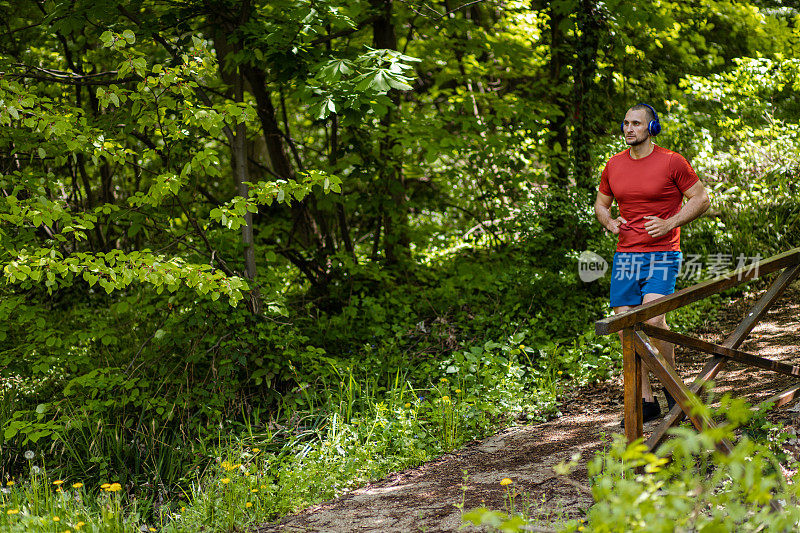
[628,103,656,122]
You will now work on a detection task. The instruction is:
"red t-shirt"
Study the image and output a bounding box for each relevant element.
[599,145,699,252]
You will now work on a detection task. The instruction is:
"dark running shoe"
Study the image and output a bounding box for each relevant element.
[620,399,661,428]
[664,388,676,412]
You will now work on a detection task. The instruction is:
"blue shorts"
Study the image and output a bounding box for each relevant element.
[610,251,682,307]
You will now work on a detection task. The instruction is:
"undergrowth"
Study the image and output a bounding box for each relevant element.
[2,151,798,531]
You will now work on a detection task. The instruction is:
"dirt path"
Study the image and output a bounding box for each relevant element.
[256,281,800,533]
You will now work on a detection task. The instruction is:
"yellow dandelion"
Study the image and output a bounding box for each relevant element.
[221,478,230,484]
[7,509,19,515]
[100,483,111,489]
[252,448,260,453]
[404,402,411,408]
[53,516,60,522]
[500,478,513,486]
[245,502,253,508]
[260,484,267,489]
[76,522,86,529]
[441,396,450,402]
[440,377,448,382]
[72,482,83,489]
[107,483,122,492]
[455,389,461,394]
[520,345,526,350]
[149,528,157,532]
[180,507,186,513]
[56,487,63,492]
[6,480,14,486]
[251,488,259,493]
[53,480,64,486]
[558,370,563,375]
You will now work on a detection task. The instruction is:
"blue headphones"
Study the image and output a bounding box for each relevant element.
[620,103,661,136]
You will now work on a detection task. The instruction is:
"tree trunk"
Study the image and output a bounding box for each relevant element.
[547,0,570,186]
[371,0,409,265]
[572,0,601,192]
[232,1,261,313]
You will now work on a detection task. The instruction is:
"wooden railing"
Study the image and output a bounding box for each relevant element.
[595,247,800,450]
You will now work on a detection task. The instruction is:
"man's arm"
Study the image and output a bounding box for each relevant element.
[594,191,627,234]
[643,181,710,238]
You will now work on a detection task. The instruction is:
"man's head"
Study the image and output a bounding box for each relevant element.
[622,104,658,147]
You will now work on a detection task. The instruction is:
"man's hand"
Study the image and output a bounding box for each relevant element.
[644,215,675,238]
[606,216,628,235]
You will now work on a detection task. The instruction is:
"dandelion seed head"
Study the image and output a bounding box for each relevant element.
[24,451,35,460]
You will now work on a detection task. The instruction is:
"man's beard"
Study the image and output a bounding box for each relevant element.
[626,135,648,146]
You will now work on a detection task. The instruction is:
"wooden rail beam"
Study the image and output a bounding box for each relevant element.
[634,332,734,455]
[639,323,800,379]
[646,262,800,450]
[757,385,800,411]
[724,263,800,349]
[595,249,800,335]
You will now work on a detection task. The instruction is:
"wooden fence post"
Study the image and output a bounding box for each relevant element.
[622,327,642,442]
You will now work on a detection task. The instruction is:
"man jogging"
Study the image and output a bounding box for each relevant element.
[594,103,710,422]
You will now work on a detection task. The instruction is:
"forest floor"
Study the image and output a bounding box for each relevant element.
[256,281,800,533]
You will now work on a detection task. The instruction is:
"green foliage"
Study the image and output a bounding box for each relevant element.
[582,400,800,532]
[464,399,800,533]
[2,0,800,530]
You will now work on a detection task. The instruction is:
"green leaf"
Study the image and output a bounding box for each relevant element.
[371,71,391,92]
[122,29,136,44]
[385,73,413,91]
[37,147,46,159]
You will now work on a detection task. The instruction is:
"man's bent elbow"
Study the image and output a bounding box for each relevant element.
[701,193,711,214]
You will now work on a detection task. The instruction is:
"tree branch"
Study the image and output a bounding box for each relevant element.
[7,63,139,85]
[309,15,380,46]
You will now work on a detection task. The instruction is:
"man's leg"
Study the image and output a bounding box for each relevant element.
[613,304,656,402]
[642,293,675,369]
[610,253,659,408]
